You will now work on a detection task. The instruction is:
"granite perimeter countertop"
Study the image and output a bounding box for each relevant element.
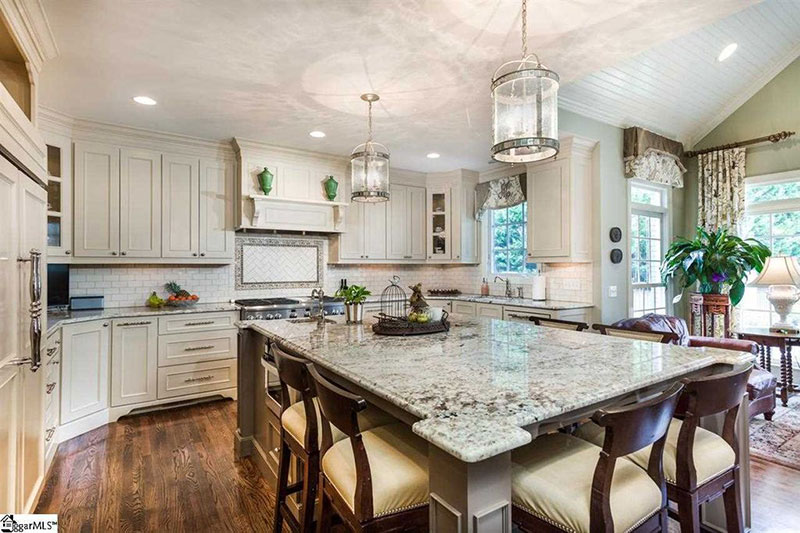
[366,293,593,311]
[239,314,752,463]
[47,302,239,335]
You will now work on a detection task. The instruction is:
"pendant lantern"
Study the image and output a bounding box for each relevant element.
[351,93,390,202]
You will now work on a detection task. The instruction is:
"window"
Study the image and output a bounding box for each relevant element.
[490,203,536,274]
[740,173,800,328]
[629,182,669,317]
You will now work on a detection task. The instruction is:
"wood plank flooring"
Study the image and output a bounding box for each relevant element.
[37,399,800,532]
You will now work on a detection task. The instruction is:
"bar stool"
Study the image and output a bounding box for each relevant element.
[308,364,429,533]
[512,382,683,533]
[530,317,589,331]
[271,343,394,533]
[593,323,681,344]
[576,364,753,533]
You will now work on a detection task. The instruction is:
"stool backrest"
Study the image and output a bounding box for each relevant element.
[272,343,318,451]
[674,363,752,489]
[530,317,589,331]
[592,323,680,344]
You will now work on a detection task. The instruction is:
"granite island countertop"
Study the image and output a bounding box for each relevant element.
[47,302,239,334]
[239,314,753,463]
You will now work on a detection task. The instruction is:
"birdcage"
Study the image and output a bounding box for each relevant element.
[380,276,407,319]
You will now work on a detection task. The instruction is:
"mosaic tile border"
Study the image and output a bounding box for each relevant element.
[235,234,325,289]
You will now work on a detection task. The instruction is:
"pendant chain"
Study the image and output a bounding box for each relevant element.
[521,0,528,59]
[367,100,373,143]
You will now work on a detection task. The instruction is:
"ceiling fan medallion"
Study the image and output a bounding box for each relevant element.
[491,0,559,163]
[351,93,390,202]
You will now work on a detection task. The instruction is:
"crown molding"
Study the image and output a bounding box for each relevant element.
[687,42,800,148]
[0,0,58,73]
[232,137,349,166]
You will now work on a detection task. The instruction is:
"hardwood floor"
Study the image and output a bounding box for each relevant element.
[37,399,800,532]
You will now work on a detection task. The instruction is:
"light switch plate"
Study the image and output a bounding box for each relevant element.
[608,285,618,298]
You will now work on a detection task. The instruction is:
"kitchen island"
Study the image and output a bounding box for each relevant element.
[236,314,754,532]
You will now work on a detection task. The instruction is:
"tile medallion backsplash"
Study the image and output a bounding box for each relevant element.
[235,235,324,289]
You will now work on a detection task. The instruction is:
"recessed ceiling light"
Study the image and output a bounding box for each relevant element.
[309,130,326,138]
[717,43,738,62]
[132,96,157,105]
[426,152,440,159]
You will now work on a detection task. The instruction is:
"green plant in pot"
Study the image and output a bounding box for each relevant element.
[661,226,771,306]
[334,285,371,323]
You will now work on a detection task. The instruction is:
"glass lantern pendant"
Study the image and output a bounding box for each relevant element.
[351,93,390,202]
[491,0,559,163]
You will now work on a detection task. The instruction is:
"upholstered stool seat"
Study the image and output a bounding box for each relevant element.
[576,418,736,486]
[512,432,663,533]
[321,422,429,518]
[281,399,395,448]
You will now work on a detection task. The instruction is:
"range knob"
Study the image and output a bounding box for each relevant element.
[289,312,298,319]
[265,313,274,320]
[304,311,311,318]
[323,310,329,316]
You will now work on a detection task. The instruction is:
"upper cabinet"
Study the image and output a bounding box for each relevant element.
[426,170,480,264]
[162,154,199,258]
[44,132,72,257]
[199,158,234,259]
[526,136,596,263]
[73,141,120,258]
[387,184,426,260]
[120,149,161,258]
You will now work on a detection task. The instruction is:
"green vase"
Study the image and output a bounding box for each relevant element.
[258,167,274,196]
[324,175,338,201]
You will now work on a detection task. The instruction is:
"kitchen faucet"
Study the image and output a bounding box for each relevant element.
[494,276,513,298]
[310,288,325,321]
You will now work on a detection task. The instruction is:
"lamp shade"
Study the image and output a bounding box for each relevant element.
[748,256,800,287]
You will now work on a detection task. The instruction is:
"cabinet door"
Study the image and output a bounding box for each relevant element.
[451,301,476,315]
[120,149,161,258]
[199,158,234,258]
[527,159,569,259]
[386,184,409,259]
[73,141,120,257]
[111,319,158,407]
[476,303,503,319]
[409,186,426,260]
[61,321,109,424]
[338,201,364,260]
[0,157,18,367]
[0,367,20,512]
[44,133,72,257]
[162,154,199,258]
[363,201,387,260]
[427,187,451,260]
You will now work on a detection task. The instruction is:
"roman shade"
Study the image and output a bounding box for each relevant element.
[624,127,686,188]
[475,173,527,221]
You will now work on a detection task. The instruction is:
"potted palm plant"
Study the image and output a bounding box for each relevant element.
[661,227,771,306]
[334,285,371,323]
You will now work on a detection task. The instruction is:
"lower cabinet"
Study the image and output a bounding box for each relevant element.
[476,303,503,319]
[111,318,158,407]
[451,301,477,315]
[440,299,592,324]
[157,359,237,400]
[61,320,110,424]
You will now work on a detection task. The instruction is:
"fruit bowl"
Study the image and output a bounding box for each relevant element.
[166,298,199,307]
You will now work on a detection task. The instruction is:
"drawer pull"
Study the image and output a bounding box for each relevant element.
[46,382,56,394]
[118,320,152,326]
[507,313,537,320]
[184,320,214,326]
[46,346,58,357]
[184,345,215,352]
[45,427,55,442]
[184,374,214,383]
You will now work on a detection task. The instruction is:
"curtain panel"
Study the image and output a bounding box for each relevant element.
[623,127,686,187]
[697,147,746,234]
[475,174,527,221]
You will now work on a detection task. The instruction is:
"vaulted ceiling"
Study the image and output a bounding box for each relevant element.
[40,0,777,171]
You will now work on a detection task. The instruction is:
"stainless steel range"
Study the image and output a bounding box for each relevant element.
[235,296,345,321]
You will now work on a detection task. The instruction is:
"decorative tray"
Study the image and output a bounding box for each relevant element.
[427,289,462,296]
[372,312,450,336]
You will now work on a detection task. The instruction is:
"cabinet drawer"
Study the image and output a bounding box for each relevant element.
[476,303,503,319]
[158,329,237,367]
[157,311,238,334]
[44,357,60,417]
[502,307,552,322]
[451,301,477,315]
[157,359,237,399]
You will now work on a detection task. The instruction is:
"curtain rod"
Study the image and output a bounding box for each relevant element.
[684,130,795,158]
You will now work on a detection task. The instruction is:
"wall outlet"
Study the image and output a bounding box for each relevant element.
[608,285,618,298]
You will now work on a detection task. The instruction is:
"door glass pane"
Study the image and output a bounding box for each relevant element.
[431,193,445,213]
[47,216,61,247]
[47,145,61,177]
[48,180,61,212]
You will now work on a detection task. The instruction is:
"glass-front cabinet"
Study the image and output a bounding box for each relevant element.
[427,186,451,261]
[44,133,72,258]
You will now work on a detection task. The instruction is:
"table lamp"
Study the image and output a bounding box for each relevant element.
[748,256,800,333]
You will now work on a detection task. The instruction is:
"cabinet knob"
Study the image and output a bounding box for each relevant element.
[103,323,109,327]
[65,250,71,255]
[111,251,118,256]
[200,252,206,257]
[192,253,198,257]
[121,251,127,256]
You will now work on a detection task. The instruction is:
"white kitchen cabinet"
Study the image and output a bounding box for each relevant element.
[111,318,158,407]
[526,137,595,263]
[363,202,387,260]
[61,320,110,424]
[157,358,237,400]
[426,170,480,264]
[451,185,479,263]
[426,186,451,261]
[157,329,237,367]
[120,148,161,258]
[333,200,386,261]
[476,303,503,319]
[199,158,234,259]
[73,141,120,257]
[387,184,426,260]
[337,201,364,260]
[162,153,200,258]
[451,301,477,315]
[44,132,72,257]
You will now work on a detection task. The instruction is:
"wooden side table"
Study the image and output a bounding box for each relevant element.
[734,328,798,406]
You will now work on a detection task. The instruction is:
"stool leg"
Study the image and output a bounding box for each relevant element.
[676,490,701,533]
[723,470,743,533]
[299,453,319,533]
[273,438,291,533]
[317,487,333,533]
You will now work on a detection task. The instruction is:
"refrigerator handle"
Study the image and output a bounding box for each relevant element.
[17,249,42,371]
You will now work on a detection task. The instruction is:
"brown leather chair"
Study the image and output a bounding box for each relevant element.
[611,314,777,421]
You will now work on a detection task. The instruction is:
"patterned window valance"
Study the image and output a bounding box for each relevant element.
[623,127,686,188]
[475,174,527,221]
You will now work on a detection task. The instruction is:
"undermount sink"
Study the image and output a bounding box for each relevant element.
[288,318,336,324]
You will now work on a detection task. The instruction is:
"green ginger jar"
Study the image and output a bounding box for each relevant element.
[324,175,338,201]
[258,167,274,196]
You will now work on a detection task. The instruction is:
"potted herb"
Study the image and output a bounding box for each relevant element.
[661,227,771,306]
[334,285,371,323]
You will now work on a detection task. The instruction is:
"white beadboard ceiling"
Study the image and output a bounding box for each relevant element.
[38,0,772,171]
[560,0,800,147]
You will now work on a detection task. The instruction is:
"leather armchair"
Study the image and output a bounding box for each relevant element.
[611,314,777,421]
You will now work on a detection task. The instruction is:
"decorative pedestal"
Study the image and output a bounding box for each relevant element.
[689,292,731,338]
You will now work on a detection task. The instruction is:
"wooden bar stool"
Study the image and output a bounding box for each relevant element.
[593,323,681,344]
[308,364,429,533]
[576,364,753,533]
[271,343,394,533]
[530,316,589,331]
[512,382,683,533]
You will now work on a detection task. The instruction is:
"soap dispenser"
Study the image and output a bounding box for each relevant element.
[481,278,489,296]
